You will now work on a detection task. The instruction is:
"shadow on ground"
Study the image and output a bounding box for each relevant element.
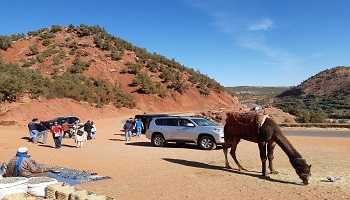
[162,158,302,185]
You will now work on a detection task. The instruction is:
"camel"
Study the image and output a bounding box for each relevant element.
[223,111,311,185]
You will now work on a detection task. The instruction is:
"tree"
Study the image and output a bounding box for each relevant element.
[0,35,12,50]
[0,73,25,102]
[29,45,39,55]
[310,109,327,123]
[132,71,156,94]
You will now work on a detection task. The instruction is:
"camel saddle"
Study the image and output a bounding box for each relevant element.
[226,111,268,137]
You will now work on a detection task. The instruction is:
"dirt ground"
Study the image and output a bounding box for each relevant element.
[0,113,349,200]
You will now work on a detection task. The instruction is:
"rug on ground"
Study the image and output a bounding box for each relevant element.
[0,164,111,186]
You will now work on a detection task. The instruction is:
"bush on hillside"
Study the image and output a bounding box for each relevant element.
[0,35,12,50]
[29,45,39,55]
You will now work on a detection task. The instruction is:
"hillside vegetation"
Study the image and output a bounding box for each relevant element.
[226,86,289,106]
[0,24,239,115]
[274,66,350,122]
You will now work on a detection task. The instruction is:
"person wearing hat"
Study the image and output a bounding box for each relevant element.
[5,147,51,178]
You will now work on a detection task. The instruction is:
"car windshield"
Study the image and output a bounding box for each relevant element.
[191,118,217,126]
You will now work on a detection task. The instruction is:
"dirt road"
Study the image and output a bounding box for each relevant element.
[0,117,349,199]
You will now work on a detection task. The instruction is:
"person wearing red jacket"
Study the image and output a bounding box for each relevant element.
[50,122,63,149]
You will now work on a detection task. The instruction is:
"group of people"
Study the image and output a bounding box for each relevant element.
[27,118,97,149]
[3,118,144,179]
[123,118,144,141]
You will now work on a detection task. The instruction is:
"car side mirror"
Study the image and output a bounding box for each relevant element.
[186,123,195,127]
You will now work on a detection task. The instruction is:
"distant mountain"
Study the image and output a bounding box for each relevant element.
[274,66,350,121]
[277,66,350,99]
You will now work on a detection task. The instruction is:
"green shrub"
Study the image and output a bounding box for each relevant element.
[69,41,78,49]
[0,35,12,50]
[42,39,51,46]
[11,33,25,41]
[29,45,39,55]
[20,58,36,67]
[113,81,135,108]
[53,55,60,65]
[36,54,45,63]
[127,62,142,75]
[132,71,156,94]
[155,82,168,98]
[67,24,75,33]
[51,25,62,33]
[197,82,210,96]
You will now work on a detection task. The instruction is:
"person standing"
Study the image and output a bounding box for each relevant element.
[91,121,97,139]
[75,124,86,148]
[84,120,93,140]
[33,121,49,144]
[134,118,144,137]
[28,118,39,142]
[71,120,80,139]
[62,121,71,138]
[5,147,51,178]
[50,122,63,149]
[123,121,133,141]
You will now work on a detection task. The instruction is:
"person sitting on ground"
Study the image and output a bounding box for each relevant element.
[5,147,51,178]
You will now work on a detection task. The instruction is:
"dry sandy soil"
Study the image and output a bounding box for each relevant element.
[0,110,349,200]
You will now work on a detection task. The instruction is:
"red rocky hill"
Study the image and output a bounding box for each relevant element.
[0,25,241,124]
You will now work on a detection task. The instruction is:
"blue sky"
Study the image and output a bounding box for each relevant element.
[1,0,349,86]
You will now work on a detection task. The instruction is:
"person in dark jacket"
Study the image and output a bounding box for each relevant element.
[123,121,133,141]
[33,121,49,144]
[28,118,39,142]
[84,120,94,140]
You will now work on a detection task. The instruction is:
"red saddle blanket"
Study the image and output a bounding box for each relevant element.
[225,111,259,137]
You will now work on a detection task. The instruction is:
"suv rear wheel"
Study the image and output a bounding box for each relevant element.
[152,134,165,147]
[198,135,216,150]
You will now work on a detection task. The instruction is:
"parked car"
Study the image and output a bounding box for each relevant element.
[145,116,224,150]
[134,114,170,134]
[41,116,80,129]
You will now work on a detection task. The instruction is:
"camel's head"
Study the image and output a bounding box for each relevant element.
[293,158,311,185]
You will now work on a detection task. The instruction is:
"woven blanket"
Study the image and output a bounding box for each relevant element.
[44,166,111,185]
[225,111,268,138]
[0,165,111,185]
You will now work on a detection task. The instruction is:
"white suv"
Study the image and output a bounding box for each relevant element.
[145,116,224,150]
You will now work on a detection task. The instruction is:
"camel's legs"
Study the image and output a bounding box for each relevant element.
[258,142,268,176]
[229,139,247,171]
[267,142,278,174]
[223,142,232,169]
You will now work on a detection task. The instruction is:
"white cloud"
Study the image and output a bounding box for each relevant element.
[247,18,273,31]
[237,35,301,74]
